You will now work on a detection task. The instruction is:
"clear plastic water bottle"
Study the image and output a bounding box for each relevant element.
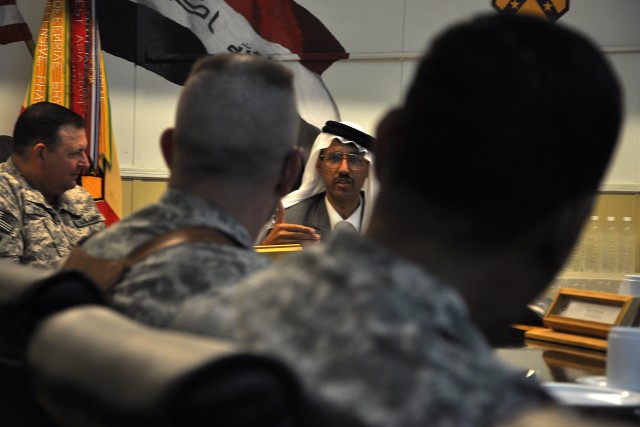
[566,242,584,272]
[601,216,618,273]
[583,216,602,272]
[618,216,636,274]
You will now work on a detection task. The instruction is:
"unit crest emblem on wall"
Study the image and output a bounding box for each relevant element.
[492,0,569,23]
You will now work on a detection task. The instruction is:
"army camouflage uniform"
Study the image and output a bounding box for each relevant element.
[173,231,551,427]
[0,158,105,269]
[79,188,271,327]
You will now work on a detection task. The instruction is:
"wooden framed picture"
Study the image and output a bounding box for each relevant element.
[542,288,640,338]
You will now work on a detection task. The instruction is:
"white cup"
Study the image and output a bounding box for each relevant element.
[607,326,640,391]
[618,274,640,297]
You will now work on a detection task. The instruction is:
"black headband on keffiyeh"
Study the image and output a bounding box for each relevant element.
[322,121,376,152]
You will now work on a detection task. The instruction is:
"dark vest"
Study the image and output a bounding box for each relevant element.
[284,193,332,240]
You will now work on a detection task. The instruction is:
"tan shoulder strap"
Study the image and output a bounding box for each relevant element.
[124,226,239,266]
[62,226,241,293]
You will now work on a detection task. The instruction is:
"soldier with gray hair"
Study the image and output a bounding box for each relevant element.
[69,54,301,327]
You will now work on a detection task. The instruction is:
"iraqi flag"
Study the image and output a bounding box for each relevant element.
[96,0,347,130]
[0,0,32,45]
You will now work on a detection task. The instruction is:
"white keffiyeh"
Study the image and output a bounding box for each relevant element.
[282,121,379,232]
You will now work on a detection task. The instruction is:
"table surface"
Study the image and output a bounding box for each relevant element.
[497,339,606,383]
[496,339,640,421]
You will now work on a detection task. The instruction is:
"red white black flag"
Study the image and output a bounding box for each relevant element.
[0,0,32,45]
[97,0,347,129]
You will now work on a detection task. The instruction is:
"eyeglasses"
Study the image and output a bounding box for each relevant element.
[319,152,367,170]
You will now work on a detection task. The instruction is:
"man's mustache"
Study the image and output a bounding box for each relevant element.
[333,174,354,185]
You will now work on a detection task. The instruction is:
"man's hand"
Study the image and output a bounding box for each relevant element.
[260,203,321,246]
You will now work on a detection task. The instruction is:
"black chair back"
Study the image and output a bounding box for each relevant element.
[0,261,106,426]
[28,306,307,427]
[0,135,13,162]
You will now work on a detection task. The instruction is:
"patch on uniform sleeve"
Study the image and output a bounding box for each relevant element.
[73,214,104,228]
[0,211,18,236]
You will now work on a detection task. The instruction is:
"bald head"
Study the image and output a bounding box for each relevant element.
[171,54,299,188]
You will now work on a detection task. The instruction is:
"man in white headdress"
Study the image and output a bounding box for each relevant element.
[261,120,378,245]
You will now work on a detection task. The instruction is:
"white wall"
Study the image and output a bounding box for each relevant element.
[2,1,639,188]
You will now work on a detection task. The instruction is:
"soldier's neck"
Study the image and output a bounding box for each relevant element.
[45,195,58,207]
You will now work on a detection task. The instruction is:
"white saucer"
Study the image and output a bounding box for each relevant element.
[575,375,608,387]
[543,382,640,408]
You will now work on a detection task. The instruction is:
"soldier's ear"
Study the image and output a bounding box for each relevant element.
[33,143,46,161]
[276,147,302,197]
[160,128,175,170]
